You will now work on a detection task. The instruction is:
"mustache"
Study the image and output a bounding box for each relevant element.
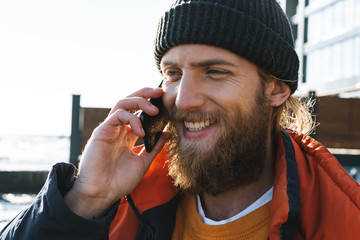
[168,107,223,123]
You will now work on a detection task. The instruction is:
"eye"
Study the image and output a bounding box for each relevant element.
[163,68,182,82]
[207,69,228,75]
[205,68,231,79]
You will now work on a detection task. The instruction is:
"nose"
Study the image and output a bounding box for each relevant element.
[175,73,205,112]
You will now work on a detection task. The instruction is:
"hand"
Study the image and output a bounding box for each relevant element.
[64,87,168,219]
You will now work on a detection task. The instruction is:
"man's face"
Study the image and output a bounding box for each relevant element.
[161,44,272,195]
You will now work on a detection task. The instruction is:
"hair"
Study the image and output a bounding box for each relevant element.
[258,69,316,136]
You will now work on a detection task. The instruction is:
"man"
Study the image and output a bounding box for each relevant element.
[1,0,359,239]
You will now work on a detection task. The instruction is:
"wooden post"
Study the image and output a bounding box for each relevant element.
[69,95,81,168]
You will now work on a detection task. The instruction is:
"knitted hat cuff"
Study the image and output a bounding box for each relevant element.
[154,1,299,93]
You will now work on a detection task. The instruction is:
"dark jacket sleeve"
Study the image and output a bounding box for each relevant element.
[0,163,120,240]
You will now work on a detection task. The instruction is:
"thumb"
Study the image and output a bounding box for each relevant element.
[139,132,169,168]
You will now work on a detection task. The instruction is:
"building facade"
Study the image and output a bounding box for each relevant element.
[282,0,360,97]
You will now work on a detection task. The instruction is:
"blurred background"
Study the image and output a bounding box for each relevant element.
[0,0,174,229]
[1,0,359,230]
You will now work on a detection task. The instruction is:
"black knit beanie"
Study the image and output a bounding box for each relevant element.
[154,0,299,94]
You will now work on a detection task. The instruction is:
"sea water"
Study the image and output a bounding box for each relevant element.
[0,134,70,231]
[0,194,36,231]
[0,134,69,171]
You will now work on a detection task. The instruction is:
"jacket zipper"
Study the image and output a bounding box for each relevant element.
[126,194,156,239]
[125,194,142,220]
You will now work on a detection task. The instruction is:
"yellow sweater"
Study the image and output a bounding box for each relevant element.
[172,194,270,240]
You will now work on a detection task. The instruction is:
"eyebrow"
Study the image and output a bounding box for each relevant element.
[161,59,238,68]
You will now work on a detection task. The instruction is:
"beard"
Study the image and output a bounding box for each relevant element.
[166,92,272,196]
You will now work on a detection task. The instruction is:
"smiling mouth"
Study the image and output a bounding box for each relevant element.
[184,119,215,131]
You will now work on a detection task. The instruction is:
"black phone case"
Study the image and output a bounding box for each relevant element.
[140,97,169,152]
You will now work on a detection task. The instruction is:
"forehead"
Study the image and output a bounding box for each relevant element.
[161,44,253,68]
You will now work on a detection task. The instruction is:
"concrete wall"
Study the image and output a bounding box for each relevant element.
[0,171,48,193]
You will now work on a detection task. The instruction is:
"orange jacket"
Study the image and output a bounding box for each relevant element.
[109,129,360,239]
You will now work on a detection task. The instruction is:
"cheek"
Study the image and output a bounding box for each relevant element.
[214,92,257,118]
[162,84,178,112]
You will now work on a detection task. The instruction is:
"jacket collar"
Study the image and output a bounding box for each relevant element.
[269,129,301,240]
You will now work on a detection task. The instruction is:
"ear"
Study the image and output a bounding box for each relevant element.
[264,80,291,107]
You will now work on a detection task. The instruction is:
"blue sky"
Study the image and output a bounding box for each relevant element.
[0,0,173,136]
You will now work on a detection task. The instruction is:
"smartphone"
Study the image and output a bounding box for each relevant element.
[139,89,169,152]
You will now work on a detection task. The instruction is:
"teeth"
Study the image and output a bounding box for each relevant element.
[184,119,213,131]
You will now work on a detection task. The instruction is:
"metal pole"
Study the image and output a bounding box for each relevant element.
[69,95,81,168]
[294,0,306,87]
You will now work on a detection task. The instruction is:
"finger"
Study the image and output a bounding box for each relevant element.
[126,87,163,98]
[151,132,170,154]
[109,97,160,116]
[139,131,169,165]
[104,109,146,137]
